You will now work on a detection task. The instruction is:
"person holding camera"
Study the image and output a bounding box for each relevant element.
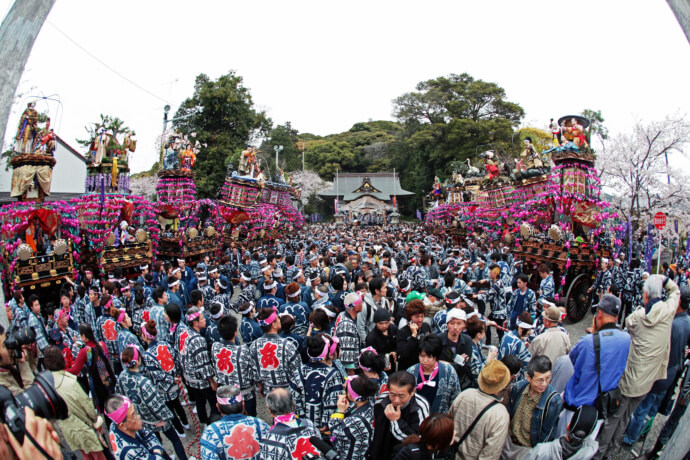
[105,395,167,460]
[43,346,110,460]
[0,324,35,395]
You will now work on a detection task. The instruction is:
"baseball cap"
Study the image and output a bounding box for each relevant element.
[598,294,621,317]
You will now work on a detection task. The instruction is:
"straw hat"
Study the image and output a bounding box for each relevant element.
[478,360,511,395]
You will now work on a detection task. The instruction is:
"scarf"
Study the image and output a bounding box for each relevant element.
[417,362,439,390]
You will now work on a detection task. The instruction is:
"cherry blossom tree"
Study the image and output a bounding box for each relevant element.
[596,115,690,228]
[290,169,333,209]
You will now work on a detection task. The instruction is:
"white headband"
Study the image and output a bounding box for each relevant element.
[318,306,337,318]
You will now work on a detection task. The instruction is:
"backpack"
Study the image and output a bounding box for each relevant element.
[88,342,116,390]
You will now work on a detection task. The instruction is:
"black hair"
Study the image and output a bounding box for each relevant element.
[306,333,331,359]
[349,376,379,399]
[526,355,552,378]
[358,349,386,374]
[190,289,203,306]
[517,273,529,284]
[331,275,344,291]
[165,302,182,324]
[418,334,442,359]
[500,354,522,376]
[218,315,238,341]
[369,277,385,294]
[388,371,417,393]
[153,286,166,303]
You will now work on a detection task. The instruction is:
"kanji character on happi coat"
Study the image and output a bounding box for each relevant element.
[115,346,188,460]
[180,306,219,425]
[281,282,311,336]
[107,306,145,361]
[200,385,270,460]
[212,315,260,416]
[334,293,364,372]
[300,333,345,431]
[106,395,168,460]
[259,389,322,460]
[96,296,122,374]
[140,320,190,435]
[328,376,378,460]
[249,307,304,410]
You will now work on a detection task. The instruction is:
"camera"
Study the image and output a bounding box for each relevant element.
[0,371,68,443]
[4,326,36,360]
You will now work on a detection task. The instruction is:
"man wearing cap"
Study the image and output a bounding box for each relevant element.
[560,294,630,437]
[623,284,690,449]
[449,359,511,460]
[335,292,364,373]
[596,276,680,459]
[530,305,571,366]
[365,308,399,370]
[438,306,474,389]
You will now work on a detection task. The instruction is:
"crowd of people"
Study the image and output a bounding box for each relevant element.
[1,222,689,460]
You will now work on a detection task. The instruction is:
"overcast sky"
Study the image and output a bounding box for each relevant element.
[2,0,689,173]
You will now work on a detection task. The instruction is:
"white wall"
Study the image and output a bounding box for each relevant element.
[0,137,86,195]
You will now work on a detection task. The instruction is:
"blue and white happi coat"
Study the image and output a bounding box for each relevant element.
[248,334,304,406]
[407,361,460,413]
[142,338,180,401]
[334,312,361,369]
[300,362,344,429]
[115,369,173,432]
[200,414,270,460]
[180,327,215,390]
[259,418,322,460]
[109,426,166,460]
[497,330,532,379]
[328,402,375,460]
[211,339,258,399]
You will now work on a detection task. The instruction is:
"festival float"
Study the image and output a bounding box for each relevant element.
[72,116,157,277]
[0,102,78,298]
[426,115,617,321]
[218,147,304,249]
[155,133,221,265]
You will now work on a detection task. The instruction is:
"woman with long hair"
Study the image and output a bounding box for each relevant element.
[67,323,115,412]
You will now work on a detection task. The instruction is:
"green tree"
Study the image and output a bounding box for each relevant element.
[173,71,271,198]
[259,122,302,174]
[581,109,608,154]
[391,73,524,193]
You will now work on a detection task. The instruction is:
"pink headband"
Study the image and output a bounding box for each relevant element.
[116,309,126,323]
[258,308,278,327]
[309,335,331,361]
[358,346,378,372]
[56,309,70,322]
[104,298,113,311]
[141,324,156,340]
[351,295,363,308]
[346,377,365,402]
[106,397,131,424]
[217,393,243,406]
[123,344,138,368]
[328,336,339,358]
[186,310,203,322]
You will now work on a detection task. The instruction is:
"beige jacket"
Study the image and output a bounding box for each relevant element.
[51,370,104,453]
[0,361,34,396]
[619,279,680,398]
[529,327,571,366]
[450,388,510,460]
